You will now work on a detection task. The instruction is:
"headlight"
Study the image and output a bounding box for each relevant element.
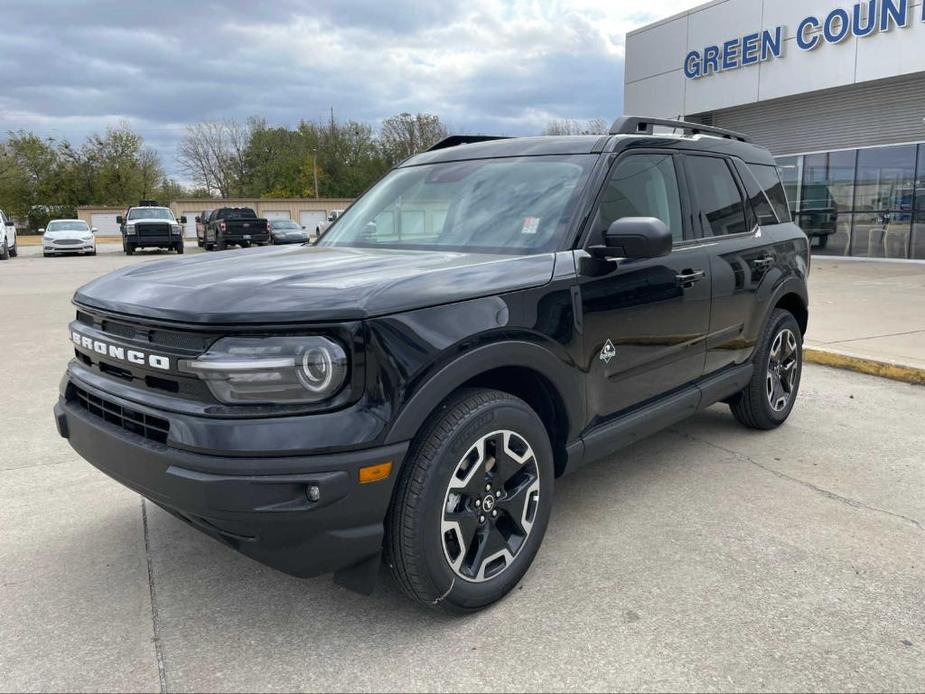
[179,336,348,404]
[126,224,136,235]
[171,224,181,235]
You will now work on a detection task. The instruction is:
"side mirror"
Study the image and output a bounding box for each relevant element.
[91,227,98,234]
[179,216,187,224]
[591,217,673,259]
[4,220,13,227]
[116,216,124,225]
[39,228,45,233]
[195,216,201,223]
[301,225,307,230]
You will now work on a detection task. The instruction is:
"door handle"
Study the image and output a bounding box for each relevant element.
[752,256,773,270]
[675,269,706,288]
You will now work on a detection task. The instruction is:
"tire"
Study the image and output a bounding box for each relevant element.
[176,242,184,254]
[8,243,16,257]
[43,251,52,258]
[816,234,829,249]
[125,244,135,256]
[0,242,9,260]
[216,238,226,251]
[386,388,554,613]
[730,309,803,430]
[241,241,251,248]
[88,250,96,256]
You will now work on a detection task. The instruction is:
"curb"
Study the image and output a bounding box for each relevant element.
[804,348,925,386]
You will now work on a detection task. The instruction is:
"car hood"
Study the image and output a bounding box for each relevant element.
[126,217,176,224]
[73,244,557,324]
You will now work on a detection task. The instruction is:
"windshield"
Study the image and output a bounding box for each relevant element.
[318,155,595,254]
[127,208,174,221]
[271,220,300,230]
[46,220,89,232]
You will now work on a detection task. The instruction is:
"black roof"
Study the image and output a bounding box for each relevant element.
[405,130,775,167]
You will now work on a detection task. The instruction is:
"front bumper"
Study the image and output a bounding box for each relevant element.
[54,383,408,579]
[45,240,95,253]
[128,235,178,246]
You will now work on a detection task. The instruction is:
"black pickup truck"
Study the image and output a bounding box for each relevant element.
[202,207,271,250]
[55,118,809,613]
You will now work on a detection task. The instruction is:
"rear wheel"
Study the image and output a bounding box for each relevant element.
[216,238,226,251]
[730,309,803,430]
[386,389,554,613]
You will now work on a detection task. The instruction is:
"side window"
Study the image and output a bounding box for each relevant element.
[750,163,792,223]
[596,153,684,243]
[686,156,749,236]
[732,160,778,227]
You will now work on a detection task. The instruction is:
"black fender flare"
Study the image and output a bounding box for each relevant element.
[383,340,583,445]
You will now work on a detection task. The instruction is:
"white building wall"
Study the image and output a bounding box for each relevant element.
[625,0,925,117]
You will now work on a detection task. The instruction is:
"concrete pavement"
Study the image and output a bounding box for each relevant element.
[1,245,924,692]
[807,258,925,374]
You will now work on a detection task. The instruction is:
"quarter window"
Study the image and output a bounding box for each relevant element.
[596,154,684,243]
[733,160,778,227]
[686,156,749,236]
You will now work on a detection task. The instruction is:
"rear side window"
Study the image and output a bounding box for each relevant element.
[749,164,791,222]
[596,153,684,243]
[686,156,748,237]
[732,160,778,227]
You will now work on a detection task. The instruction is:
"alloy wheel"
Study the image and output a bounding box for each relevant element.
[767,328,799,412]
[441,430,541,582]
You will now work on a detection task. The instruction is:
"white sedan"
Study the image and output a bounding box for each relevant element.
[42,220,97,257]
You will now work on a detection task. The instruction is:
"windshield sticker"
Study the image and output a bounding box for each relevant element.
[521,216,541,235]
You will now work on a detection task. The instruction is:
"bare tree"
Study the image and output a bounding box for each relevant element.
[177,119,252,198]
[380,113,448,165]
[542,118,610,136]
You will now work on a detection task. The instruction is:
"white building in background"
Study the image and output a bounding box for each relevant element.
[625,0,925,260]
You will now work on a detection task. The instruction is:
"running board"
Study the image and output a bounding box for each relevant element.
[569,363,753,471]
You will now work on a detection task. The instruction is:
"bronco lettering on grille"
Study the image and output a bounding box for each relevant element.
[71,331,171,370]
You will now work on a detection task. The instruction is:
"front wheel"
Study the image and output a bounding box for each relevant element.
[8,243,16,257]
[1,242,10,260]
[176,242,184,254]
[386,389,554,613]
[730,309,803,430]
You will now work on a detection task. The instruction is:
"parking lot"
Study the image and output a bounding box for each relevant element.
[1,244,924,692]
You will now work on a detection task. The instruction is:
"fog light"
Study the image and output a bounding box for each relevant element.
[359,461,393,484]
[307,485,321,502]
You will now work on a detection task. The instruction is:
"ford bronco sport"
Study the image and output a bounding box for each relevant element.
[55,117,809,613]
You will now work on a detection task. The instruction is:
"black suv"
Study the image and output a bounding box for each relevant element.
[55,118,809,613]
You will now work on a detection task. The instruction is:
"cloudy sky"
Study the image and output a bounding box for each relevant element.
[0,0,702,178]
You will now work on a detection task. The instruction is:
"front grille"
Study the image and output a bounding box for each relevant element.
[72,386,170,444]
[78,310,214,352]
[54,239,82,245]
[136,223,170,237]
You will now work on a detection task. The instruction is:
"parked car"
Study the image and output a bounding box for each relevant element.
[203,207,271,250]
[118,201,186,255]
[42,219,97,257]
[796,184,838,249]
[0,208,18,260]
[55,117,809,613]
[195,209,213,248]
[316,209,344,236]
[269,218,310,245]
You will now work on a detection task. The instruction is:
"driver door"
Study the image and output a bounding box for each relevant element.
[578,151,711,421]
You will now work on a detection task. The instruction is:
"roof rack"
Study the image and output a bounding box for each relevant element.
[426,135,512,152]
[610,116,751,143]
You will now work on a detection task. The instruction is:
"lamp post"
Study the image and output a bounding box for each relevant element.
[312,148,319,199]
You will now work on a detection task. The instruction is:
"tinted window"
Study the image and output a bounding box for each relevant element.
[217,208,257,219]
[687,156,748,236]
[750,164,790,222]
[733,161,777,226]
[47,220,89,232]
[127,208,174,221]
[596,154,683,242]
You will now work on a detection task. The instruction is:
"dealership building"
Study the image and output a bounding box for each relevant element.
[625,0,925,259]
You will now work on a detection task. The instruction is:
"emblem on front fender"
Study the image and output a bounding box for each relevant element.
[599,339,616,365]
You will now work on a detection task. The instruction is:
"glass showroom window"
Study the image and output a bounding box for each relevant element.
[851,144,916,259]
[800,150,856,256]
[913,144,925,260]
